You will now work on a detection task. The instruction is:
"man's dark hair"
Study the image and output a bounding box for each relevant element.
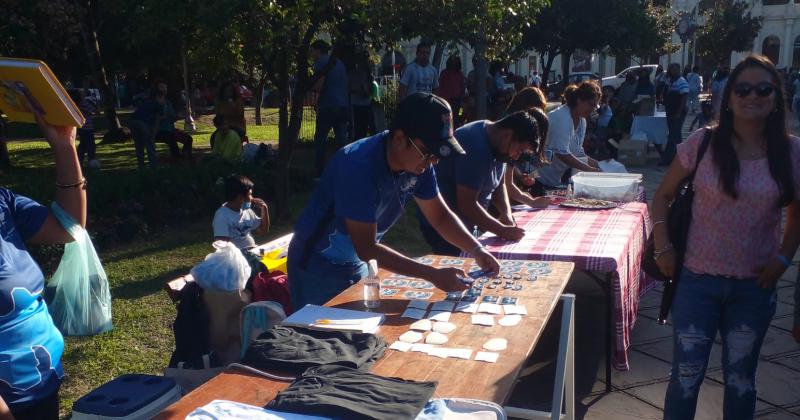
[311,39,331,54]
[417,42,431,52]
[494,110,539,147]
[224,174,254,201]
[213,114,225,127]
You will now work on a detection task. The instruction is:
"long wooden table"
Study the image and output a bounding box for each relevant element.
[157,255,574,419]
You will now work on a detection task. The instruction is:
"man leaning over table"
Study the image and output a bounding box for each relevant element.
[287,93,501,309]
[417,110,548,256]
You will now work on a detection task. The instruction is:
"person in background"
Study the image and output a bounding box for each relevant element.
[348,57,375,140]
[688,100,713,132]
[310,39,349,177]
[530,70,542,88]
[215,82,246,139]
[654,64,667,102]
[687,66,704,114]
[153,81,193,163]
[69,88,98,168]
[503,88,553,200]
[654,55,800,420]
[534,82,602,195]
[792,75,800,129]
[437,55,467,127]
[0,111,85,420]
[795,268,800,343]
[660,63,690,166]
[398,42,438,98]
[127,86,164,169]
[617,72,638,107]
[418,111,547,256]
[287,93,500,308]
[213,174,269,250]
[635,68,655,97]
[711,67,730,120]
[211,115,243,163]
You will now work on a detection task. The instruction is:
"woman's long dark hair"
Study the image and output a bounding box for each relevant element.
[715,54,795,206]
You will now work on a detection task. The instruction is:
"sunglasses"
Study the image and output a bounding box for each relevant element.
[407,138,436,161]
[732,82,776,98]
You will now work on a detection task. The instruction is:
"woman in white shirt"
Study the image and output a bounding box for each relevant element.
[533,81,602,195]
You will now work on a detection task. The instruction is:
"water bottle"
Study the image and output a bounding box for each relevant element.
[363,259,381,310]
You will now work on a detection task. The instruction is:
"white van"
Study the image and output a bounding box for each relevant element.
[602,64,659,91]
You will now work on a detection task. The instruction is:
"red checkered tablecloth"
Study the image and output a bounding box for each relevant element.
[477,202,656,371]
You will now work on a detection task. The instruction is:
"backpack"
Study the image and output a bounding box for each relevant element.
[251,271,294,315]
[168,282,221,369]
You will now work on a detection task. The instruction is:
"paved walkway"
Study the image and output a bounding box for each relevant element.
[506,116,800,419]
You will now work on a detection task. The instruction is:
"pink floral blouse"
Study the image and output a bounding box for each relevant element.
[677,129,800,278]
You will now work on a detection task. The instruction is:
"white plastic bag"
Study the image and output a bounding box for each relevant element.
[190,241,251,291]
[46,203,113,336]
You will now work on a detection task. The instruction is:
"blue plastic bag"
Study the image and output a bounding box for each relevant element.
[46,202,113,336]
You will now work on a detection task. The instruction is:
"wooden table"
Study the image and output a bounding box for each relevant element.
[157,255,575,419]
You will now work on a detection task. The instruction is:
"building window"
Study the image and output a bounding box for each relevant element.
[762,36,781,65]
[794,36,800,69]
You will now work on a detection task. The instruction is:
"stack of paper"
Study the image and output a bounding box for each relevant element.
[281,304,384,333]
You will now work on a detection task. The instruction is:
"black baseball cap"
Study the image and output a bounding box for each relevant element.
[391,92,465,158]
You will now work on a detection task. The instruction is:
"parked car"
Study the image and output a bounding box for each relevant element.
[601,64,658,91]
[238,85,253,105]
[546,72,600,100]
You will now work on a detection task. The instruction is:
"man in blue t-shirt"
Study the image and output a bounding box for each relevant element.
[311,39,350,177]
[419,111,543,256]
[288,93,501,308]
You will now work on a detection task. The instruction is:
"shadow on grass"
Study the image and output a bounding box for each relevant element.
[110,266,192,301]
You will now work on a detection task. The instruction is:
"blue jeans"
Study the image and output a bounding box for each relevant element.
[664,269,777,420]
[314,106,348,176]
[128,119,158,169]
[287,245,368,309]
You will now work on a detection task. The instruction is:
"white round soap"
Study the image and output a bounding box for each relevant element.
[483,338,508,351]
[425,331,449,345]
[498,315,522,327]
[432,321,456,334]
[399,330,423,343]
[410,319,432,331]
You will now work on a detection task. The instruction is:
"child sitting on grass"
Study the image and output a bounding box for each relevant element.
[211,115,243,163]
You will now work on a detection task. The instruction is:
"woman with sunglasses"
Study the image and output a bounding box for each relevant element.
[653,55,800,420]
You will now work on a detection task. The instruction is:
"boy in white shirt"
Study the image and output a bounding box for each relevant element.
[212,174,270,250]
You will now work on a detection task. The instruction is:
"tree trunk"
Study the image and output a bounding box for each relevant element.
[432,42,444,72]
[275,51,292,221]
[474,41,488,120]
[79,0,123,141]
[541,51,558,86]
[181,47,195,132]
[255,75,267,126]
[561,49,573,84]
[274,23,318,221]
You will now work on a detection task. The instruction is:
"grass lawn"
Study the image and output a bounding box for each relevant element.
[2,116,432,418]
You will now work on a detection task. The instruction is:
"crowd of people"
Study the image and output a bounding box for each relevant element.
[1,44,800,420]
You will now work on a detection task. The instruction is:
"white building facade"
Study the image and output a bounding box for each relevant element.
[388,1,800,82]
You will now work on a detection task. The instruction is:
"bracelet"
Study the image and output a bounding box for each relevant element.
[56,177,87,189]
[653,243,674,261]
[652,220,666,228]
[776,254,791,269]
[472,244,486,254]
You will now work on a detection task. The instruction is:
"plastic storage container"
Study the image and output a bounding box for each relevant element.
[571,172,642,202]
[72,374,181,420]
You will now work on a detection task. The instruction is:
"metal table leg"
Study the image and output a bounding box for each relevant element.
[505,294,575,420]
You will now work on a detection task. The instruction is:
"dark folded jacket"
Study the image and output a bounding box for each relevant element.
[242,326,387,375]
[267,365,436,420]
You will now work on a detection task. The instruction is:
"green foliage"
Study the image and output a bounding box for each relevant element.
[606,2,678,62]
[696,0,763,65]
